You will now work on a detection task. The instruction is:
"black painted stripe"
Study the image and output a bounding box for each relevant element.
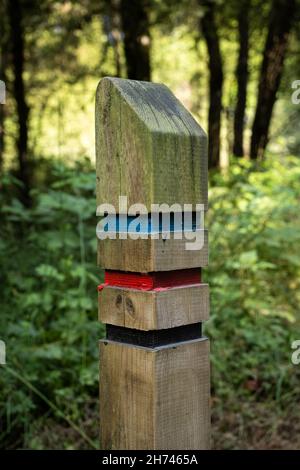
[105,323,202,348]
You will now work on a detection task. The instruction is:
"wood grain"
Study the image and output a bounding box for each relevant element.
[97,77,210,451]
[97,229,208,272]
[99,284,209,330]
[96,77,208,210]
[100,340,155,450]
[100,338,210,450]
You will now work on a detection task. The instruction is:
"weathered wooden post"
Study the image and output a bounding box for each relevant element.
[96,77,210,450]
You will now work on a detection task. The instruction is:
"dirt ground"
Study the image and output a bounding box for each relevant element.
[212,400,300,450]
[22,399,300,450]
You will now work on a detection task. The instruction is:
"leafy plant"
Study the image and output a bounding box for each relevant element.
[1,156,300,449]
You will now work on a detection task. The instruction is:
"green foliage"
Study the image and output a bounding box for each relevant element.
[1,156,300,448]
[0,159,103,449]
[206,156,300,410]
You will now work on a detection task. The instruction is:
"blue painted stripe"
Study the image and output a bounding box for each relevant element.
[100,213,201,233]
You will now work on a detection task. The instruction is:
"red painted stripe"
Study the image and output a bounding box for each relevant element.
[98,269,201,292]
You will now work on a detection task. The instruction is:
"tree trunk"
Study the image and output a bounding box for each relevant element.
[200,0,223,169]
[250,0,296,159]
[8,0,31,206]
[120,0,151,81]
[105,0,122,77]
[233,0,250,157]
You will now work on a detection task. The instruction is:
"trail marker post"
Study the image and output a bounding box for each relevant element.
[96,77,210,450]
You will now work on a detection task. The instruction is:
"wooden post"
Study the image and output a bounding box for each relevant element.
[96,77,210,450]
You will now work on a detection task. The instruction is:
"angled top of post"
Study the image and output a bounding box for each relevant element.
[96,77,207,211]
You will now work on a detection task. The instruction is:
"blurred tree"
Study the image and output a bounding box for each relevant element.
[8,0,31,206]
[233,0,250,157]
[250,0,297,159]
[103,0,123,77]
[199,0,223,168]
[4,0,103,187]
[120,0,151,80]
[1,0,299,177]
